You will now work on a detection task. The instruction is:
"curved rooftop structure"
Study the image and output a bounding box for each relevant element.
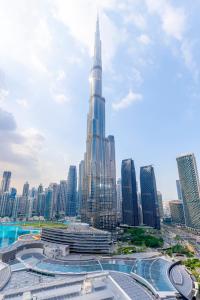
[0,239,196,300]
[41,224,111,254]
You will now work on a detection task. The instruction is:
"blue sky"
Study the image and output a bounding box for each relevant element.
[0,0,200,200]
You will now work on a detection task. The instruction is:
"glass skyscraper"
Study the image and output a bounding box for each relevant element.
[157,191,164,219]
[57,180,68,217]
[176,153,200,229]
[176,179,183,201]
[66,165,77,217]
[169,200,185,225]
[140,165,160,229]
[121,159,139,226]
[1,171,11,194]
[78,160,85,216]
[116,178,122,222]
[81,17,117,230]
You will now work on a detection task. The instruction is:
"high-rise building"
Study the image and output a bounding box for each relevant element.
[176,179,183,201]
[176,153,200,229]
[137,191,143,224]
[44,188,53,220]
[169,200,185,225]
[57,180,68,217]
[0,192,10,217]
[12,196,20,219]
[37,184,45,216]
[15,196,28,219]
[49,183,59,219]
[81,17,117,230]
[1,171,11,194]
[116,178,122,222]
[121,159,139,226]
[140,165,160,229]
[66,166,77,216]
[157,191,164,219]
[78,160,85,216]
[6,188,17,217]
[22,182,29,197]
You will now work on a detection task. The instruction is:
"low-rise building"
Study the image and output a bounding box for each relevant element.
[41,223,112,254]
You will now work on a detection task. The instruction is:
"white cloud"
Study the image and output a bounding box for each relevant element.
[181,40,199,82]
[138,34,151,45]
[0,2,52,73]
[0,108,45,172]
[145,0,186,41]
[124,13,147,30]
[112,90,142,111]
[52,0,125,68]
[145,0,199,81]
[16,98,29,108]
[56,70,66,81]
[0,88,9,104]
[162,6,185,41]
[54,93,70,104]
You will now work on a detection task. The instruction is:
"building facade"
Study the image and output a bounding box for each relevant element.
[78,160,85,216]
[169,200,185,225]
[1,171,11,194]
[41,223,111,254]
[22,182,29,197]
[176,179,183,201]
[66,166,77,216]
[116,178,122,222]
[81,17,117,230]
[121,159,139,226]
[176,153,200,229]
[157,191,164,219]
[57,180,68,217]
[140,165,160,229]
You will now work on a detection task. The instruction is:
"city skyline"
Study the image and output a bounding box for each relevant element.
[0,1,200,200]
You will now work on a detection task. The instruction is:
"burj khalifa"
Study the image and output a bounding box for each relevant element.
[80,16,117,230]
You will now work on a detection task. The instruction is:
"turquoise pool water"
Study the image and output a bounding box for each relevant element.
[0,224,39,248]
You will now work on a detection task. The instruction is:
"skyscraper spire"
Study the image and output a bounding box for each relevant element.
[90,15,102,97]
[93,14,101,68]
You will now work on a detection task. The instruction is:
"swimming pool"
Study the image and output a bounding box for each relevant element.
[0,224,39,248]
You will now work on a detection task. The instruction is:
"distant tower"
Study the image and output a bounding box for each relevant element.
[176,179,183,201]
[22,182,29,197]
[49,183,59,218]
[116,178,122,222]
[78,160,85,216]
[1,171,11,193]
[67,166,77,216]
[157,191,164,219]
[121,159,139,226]
[0,192,10,217]
[140,165,160,229]
[176,153,200,229]
[37,184,45,216]
[44,188,53,220]
[58,180,68,217]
